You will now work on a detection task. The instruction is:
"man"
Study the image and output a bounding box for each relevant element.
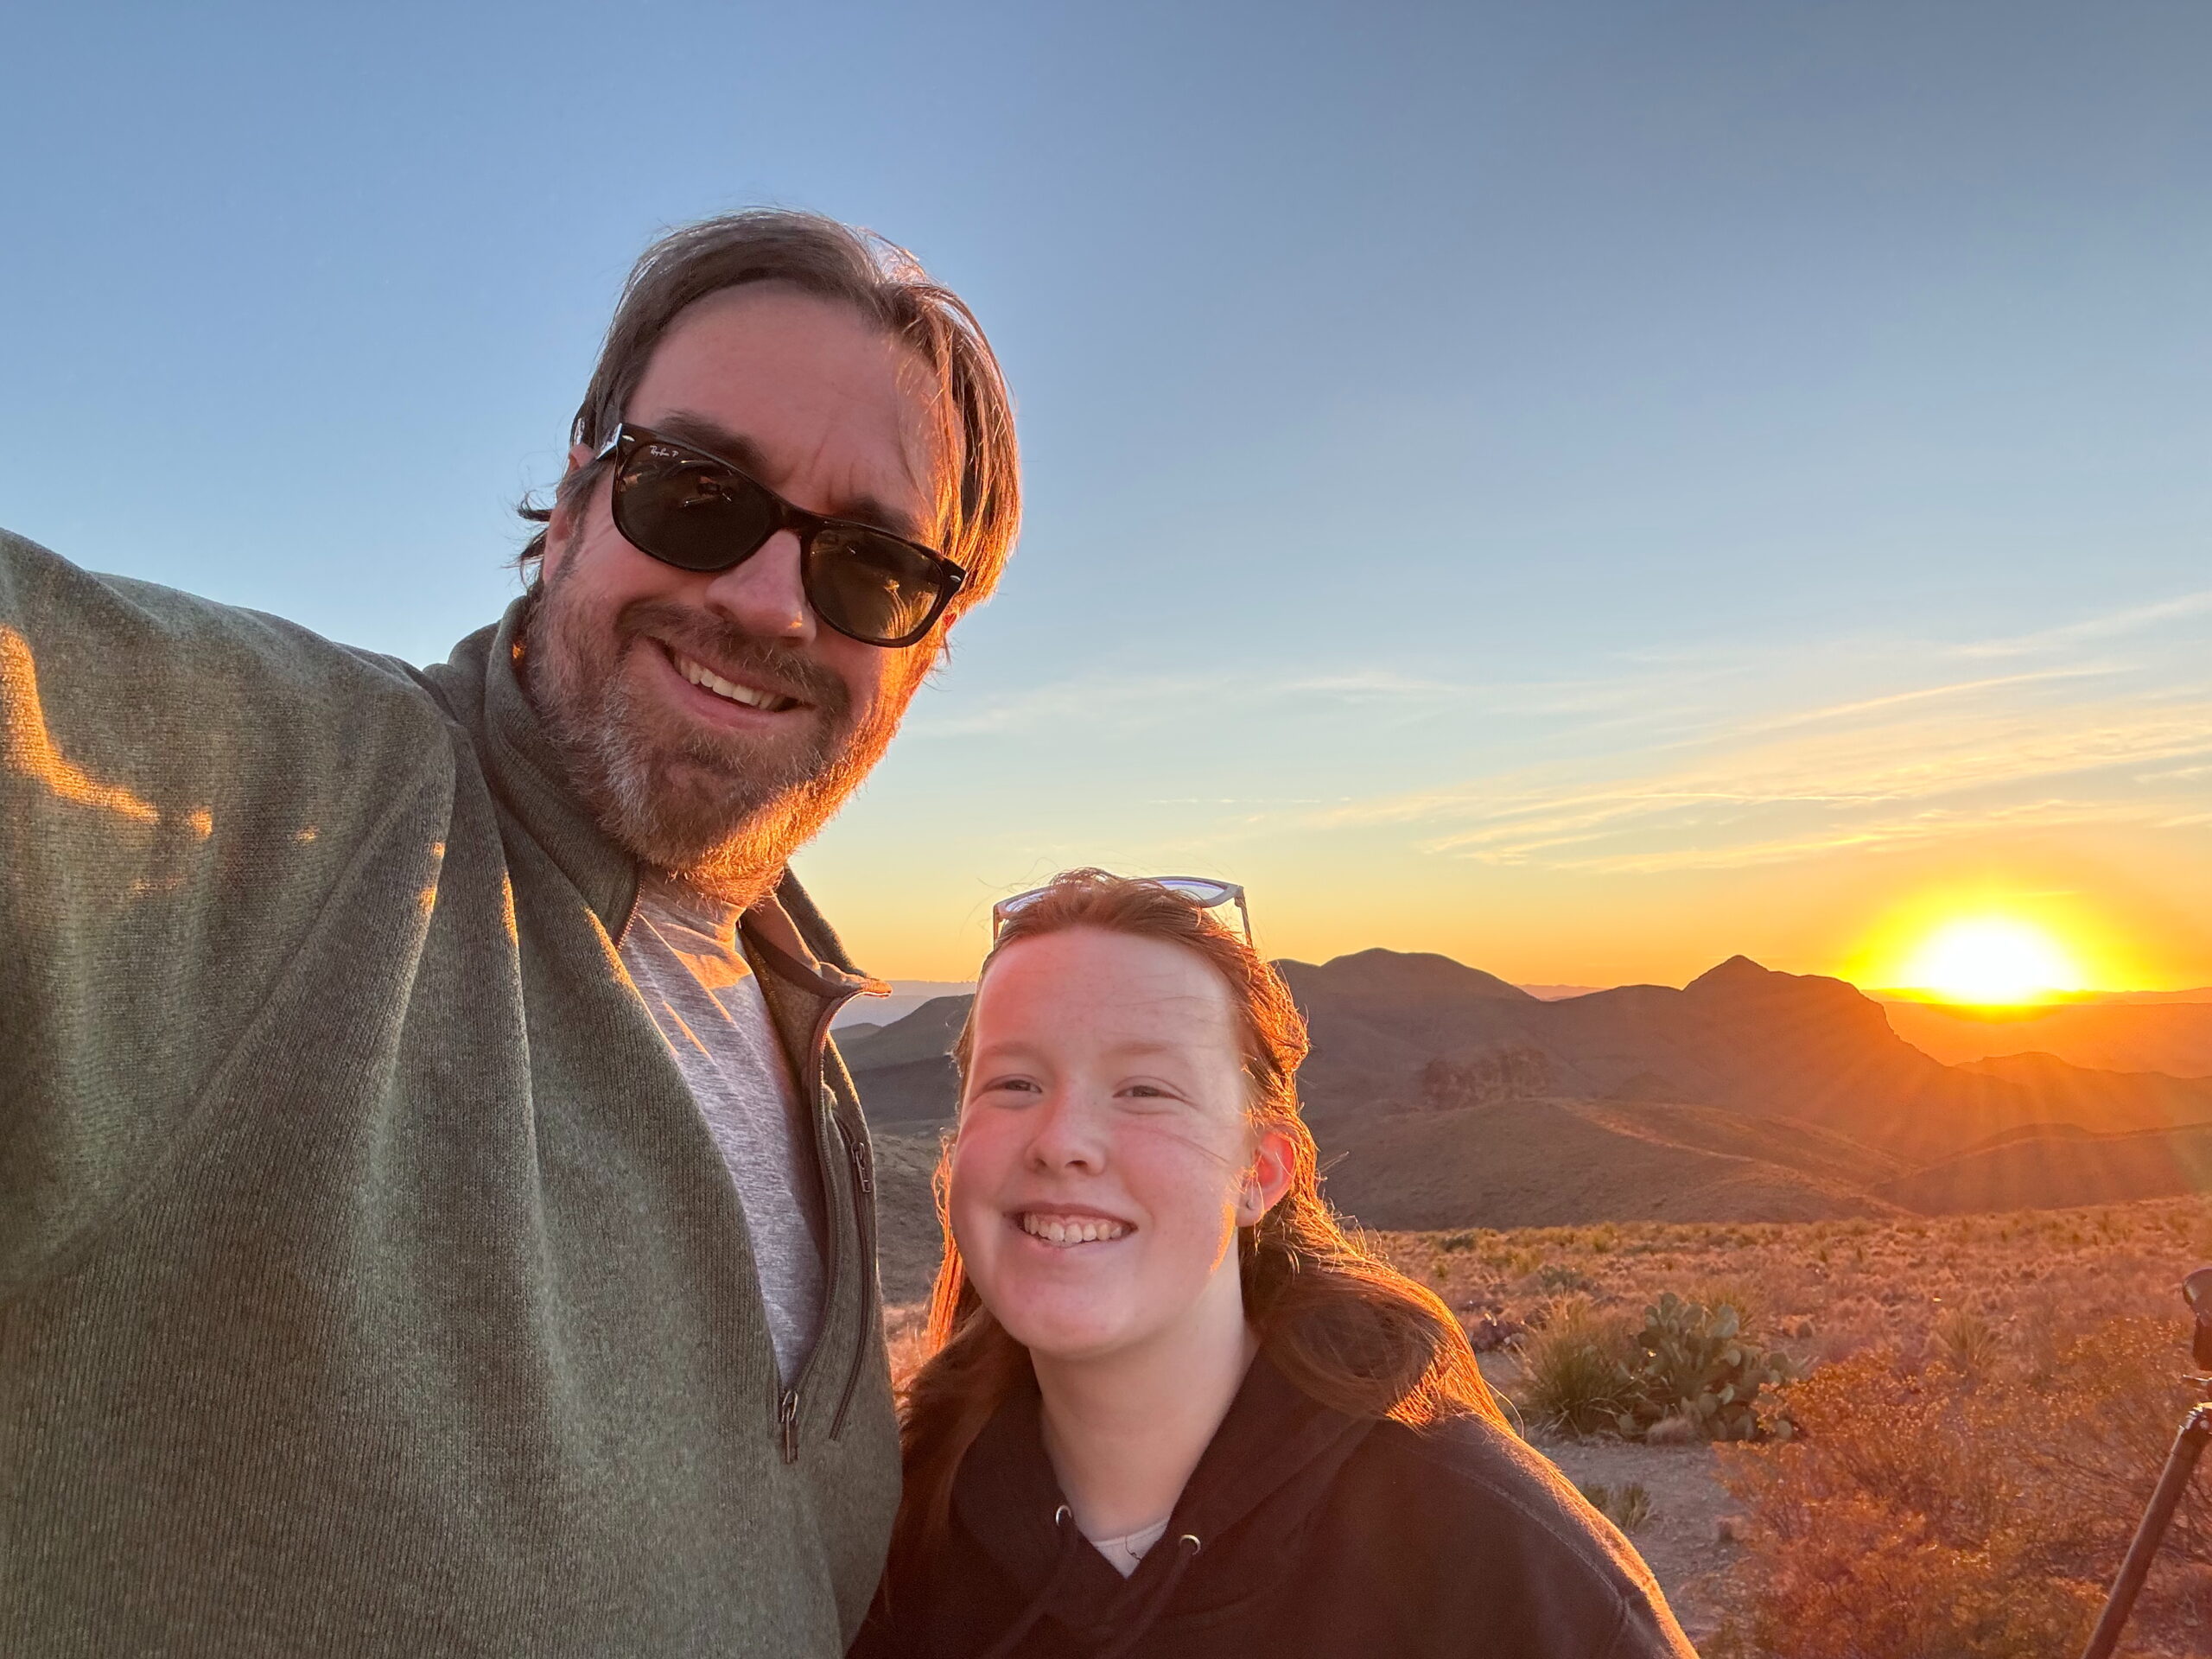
[0,211,1019,1656]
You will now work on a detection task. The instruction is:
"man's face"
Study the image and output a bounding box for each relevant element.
[529,283,950,897]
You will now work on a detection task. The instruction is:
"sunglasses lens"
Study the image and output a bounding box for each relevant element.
[991,888,1046,934]
[805,524,951,645]
[613,442,782,572]
[1154,878,1236,907]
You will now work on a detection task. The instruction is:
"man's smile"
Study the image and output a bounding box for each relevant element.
[647,638,811,724]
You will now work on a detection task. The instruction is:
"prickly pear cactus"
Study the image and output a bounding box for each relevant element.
[1611,1293,1798,1442]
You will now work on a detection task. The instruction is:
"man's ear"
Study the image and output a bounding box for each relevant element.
[1237,1127,1298,1226]
[542,442,597,573]
[929,608,961,671]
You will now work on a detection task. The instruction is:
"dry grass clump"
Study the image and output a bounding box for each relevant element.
[1707,1317,2212,1658]
[1578,1479,1652,1534]
[1509,1289,1798,1446]
[1516,1296,1637,1437]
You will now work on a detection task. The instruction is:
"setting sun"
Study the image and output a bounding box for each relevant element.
[1891,917,2088,1005]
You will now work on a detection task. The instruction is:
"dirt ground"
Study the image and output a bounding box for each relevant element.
[1533,1435,1737,1645]
[1475,1349,1741,1647]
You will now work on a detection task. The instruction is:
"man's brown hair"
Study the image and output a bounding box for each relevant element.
[519,208,1020,606]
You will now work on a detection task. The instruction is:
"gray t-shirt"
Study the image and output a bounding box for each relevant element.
[620,874,827,1382]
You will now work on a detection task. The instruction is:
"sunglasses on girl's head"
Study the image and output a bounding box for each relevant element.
[992,877,1254,944]
[596,423,967,649]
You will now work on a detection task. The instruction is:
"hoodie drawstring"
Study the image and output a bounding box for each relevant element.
[976,1506,1088,1659]
[1092,1532,1202,1659]
[976,1513,1205,1659]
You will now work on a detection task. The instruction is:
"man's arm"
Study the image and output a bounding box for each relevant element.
[0,529,450,1293]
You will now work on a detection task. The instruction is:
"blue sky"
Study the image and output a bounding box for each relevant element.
[3,2,2207,984]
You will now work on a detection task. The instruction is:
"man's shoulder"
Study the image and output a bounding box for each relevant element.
[0,527,494,861]
[3,527,457,728]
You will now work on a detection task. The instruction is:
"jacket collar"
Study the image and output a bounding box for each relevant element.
[421,591,884,1003]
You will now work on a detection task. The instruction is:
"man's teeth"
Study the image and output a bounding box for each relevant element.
[676,652,793,712]
[1020,1213,1131,1246]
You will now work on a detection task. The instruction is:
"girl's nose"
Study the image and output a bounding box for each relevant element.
[1025,1092,1106,1175]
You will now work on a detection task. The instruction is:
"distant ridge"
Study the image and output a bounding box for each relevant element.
[838,946,2212,1261]
[1879,1122,2212,1214]
[830,980,973,1030]
[1879,995,2212,1077]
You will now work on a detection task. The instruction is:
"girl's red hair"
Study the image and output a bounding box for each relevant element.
[887,869,1508,1586]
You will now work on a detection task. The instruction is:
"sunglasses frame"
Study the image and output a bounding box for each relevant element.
[597,423,968,649]
[992,877,1254,945]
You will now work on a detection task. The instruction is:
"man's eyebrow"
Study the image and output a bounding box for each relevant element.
[647,408,931,544]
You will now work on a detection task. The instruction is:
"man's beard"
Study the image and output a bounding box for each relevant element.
[521,568,912,906]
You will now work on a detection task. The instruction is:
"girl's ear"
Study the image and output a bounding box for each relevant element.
[1237,1126,1297,1226]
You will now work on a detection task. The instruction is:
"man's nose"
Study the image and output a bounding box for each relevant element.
[699,528,815,642]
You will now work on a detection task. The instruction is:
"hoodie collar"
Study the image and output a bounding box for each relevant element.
[951,1351,1376,1635]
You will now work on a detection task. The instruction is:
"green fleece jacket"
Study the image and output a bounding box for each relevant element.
[0,529,899,1656]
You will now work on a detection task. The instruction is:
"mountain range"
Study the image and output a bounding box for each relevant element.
[1877,995,2212,1077]
[838,951,2212,1299]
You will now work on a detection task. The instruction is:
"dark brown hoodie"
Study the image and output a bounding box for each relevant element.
[856,1353,1698,1659]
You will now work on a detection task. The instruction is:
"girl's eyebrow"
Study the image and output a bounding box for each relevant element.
[967,1034,1213,1069]
[966,1037,1046,1068]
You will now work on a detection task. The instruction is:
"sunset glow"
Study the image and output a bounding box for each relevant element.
[1890,917,2089,1006]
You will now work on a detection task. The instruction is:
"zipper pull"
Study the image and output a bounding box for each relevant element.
[779,1388,801,1464]
[853,1137,874,1195]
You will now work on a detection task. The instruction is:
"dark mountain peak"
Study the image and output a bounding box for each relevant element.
[1686,956,1872,1010]
[835,992,974,1069]
[1302,948,1537,1003]
[1687,955,1776,991]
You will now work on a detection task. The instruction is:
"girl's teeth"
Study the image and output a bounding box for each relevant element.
[1022,1214,1128,1246]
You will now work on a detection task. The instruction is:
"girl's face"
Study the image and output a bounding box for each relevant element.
[949,927,1293,1366]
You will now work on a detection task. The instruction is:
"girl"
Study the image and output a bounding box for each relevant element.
[855,870,1694,1658]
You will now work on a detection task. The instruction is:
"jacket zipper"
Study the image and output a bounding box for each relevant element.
[778,1386,801,1464]
[827,1122,878,1441]
[780,1114,875,1460]
[778,987,877,1465]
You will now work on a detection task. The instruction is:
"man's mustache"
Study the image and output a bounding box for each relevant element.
[618,600,851,718]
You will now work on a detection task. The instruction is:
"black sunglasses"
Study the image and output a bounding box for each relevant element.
[597,423,967,649]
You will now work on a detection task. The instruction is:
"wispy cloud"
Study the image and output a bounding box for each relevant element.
[1954,588,2212,659]
[908,664,1550,739]
[1310,586,2212,873]
[901,584,2209,879]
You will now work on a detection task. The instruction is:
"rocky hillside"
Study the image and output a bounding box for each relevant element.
[1282,951,2212,1163]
